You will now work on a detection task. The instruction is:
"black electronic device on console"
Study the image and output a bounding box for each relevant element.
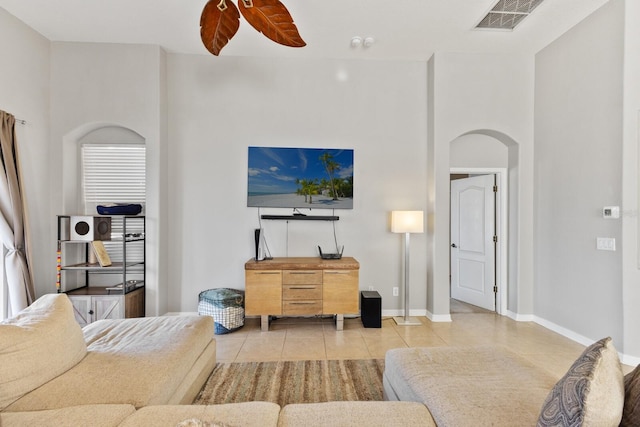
[318,245,343,260]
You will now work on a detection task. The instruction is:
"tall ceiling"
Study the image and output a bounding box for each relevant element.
[0,0,609,60]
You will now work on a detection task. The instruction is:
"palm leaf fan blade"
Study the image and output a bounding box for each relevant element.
[238,0,306,48]
[200,0,241,56]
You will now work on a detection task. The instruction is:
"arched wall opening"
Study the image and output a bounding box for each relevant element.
[447,129,521,317]
[62,123,145,214]
[60,123,156,315]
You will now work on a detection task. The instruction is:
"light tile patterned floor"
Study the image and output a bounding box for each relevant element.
[212,300,627,378]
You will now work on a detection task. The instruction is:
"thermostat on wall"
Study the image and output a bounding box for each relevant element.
[603,206,620,219]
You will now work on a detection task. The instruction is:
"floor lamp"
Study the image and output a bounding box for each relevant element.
[391,210,424,326]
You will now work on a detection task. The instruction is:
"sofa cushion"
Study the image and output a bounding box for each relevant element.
[537,337,624,427]
[278,401,436,427]
[619,364,640,426]
[4,315,214,411]
[0,404,136,427]
[384,346,558,426]
[118,403,281,427]
[0,294,87,410]
[175,420,232,427]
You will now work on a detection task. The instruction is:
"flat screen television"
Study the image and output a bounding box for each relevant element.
[248,146,354,209]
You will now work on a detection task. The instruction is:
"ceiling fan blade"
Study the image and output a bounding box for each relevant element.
[200,0,241,56]
[238,0,306,48]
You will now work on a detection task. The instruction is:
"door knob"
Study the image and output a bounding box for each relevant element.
[451,243,457,248]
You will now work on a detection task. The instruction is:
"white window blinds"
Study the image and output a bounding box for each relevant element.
[81,143,146,262]
[81,144,146,213]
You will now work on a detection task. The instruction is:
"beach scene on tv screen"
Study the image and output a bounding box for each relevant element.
[248,146,354,209]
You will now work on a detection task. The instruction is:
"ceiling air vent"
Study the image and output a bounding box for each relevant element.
[476,0,545,30]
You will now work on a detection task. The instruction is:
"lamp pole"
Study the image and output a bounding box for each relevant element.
[391,210,423,326]
[403,231,411,323]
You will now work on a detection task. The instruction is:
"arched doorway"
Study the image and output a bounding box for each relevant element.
[447,130,519,317]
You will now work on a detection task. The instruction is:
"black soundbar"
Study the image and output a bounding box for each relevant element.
[260,215,339,221]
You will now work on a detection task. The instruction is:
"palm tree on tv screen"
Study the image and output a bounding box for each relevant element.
[295,178,318,204]
[320,152,340,200]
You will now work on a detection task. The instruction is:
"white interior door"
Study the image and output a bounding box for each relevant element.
[450,174,496,311]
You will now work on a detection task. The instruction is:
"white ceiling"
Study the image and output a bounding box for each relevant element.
[0,0,610,60]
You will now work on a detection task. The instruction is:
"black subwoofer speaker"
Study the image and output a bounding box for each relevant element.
[360,290,381,328]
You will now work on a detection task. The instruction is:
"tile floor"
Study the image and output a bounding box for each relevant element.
[213,300,631,378]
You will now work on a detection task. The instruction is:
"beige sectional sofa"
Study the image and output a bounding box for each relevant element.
[4,293,638,426]
[0,293,435,427]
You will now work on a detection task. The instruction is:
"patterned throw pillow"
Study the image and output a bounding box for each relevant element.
[537,337,624,427]
[620,364,640,427]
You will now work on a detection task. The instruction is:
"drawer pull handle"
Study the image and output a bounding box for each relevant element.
[289,286,316,289]
[325,271,350,274]
[290,302,316,305]
[290,272,316,275]
[256,272,280,275]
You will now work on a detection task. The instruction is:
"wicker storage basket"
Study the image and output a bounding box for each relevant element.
[198,288,245,334]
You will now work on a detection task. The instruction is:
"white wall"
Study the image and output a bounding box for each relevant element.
[49,42,169,316]
[428,52,535,317]
[534,0,624,345]
[0,8,51,307]
[450,134,508,169]
[622,0,640,361]
[167,54,428,313]
[3,1,638,359]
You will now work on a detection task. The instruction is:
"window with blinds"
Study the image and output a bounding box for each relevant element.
[81,143,146,262]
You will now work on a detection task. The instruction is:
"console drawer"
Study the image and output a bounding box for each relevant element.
[283,300,322,315]
[283,270,322,285]
[283,284,322,300]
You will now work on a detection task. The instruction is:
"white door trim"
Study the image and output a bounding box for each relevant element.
[450,167,508,315]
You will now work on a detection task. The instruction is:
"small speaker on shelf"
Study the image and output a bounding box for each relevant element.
[70,216,112,241]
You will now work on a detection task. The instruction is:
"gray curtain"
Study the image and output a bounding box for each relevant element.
[0,110,35,314]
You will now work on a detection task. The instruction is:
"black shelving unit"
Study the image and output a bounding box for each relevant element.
[56,215,145,325]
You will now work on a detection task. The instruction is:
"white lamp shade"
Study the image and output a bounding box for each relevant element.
[391,211,424,234]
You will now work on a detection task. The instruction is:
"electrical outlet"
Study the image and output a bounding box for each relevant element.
[596,237,616,251]
[368,286,374,291]
[393,287,399,297]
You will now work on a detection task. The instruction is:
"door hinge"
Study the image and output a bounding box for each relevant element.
[493,235,498,243]
[493,185,498,193]
[493,285,498,293]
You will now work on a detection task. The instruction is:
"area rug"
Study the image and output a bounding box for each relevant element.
[194,359,384,407]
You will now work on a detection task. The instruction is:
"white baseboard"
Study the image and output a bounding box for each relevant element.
[381,309,451,322]
[515,313,640,367]
[427,310,452,322]
[504,309,534,322]
[532,315,593,347]
[620,353,640,367]
[382,309,430,319]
